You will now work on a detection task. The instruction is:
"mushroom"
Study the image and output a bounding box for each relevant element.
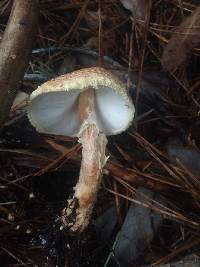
[28,67,135,232]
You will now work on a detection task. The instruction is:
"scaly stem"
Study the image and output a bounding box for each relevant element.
[62,88,108,232]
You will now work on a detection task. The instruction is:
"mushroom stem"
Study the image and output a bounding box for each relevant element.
[78,87,95,123]
[62,124,107,232]
[61,88,108,232]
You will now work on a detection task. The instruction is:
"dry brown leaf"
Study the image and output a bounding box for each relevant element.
[11,91,29,112]
[120,0,147,20]
[84,10,106,31]
[162,7,200,71]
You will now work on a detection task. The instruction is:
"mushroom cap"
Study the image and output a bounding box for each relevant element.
[28,67,135,137]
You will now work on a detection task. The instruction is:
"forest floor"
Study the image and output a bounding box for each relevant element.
[0,0,200,266]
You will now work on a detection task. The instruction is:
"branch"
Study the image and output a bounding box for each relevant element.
[0,0,39,129]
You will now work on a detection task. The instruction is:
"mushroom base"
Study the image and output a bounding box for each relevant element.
[61,123,108,232]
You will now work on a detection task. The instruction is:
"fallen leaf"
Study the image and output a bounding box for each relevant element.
[11,91,29,112]
[120,0,147,20]
[84,10,106,31]
[114,187,164,266]
[162,7,200,71]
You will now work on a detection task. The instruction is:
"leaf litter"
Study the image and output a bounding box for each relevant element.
[0,0,200,266]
